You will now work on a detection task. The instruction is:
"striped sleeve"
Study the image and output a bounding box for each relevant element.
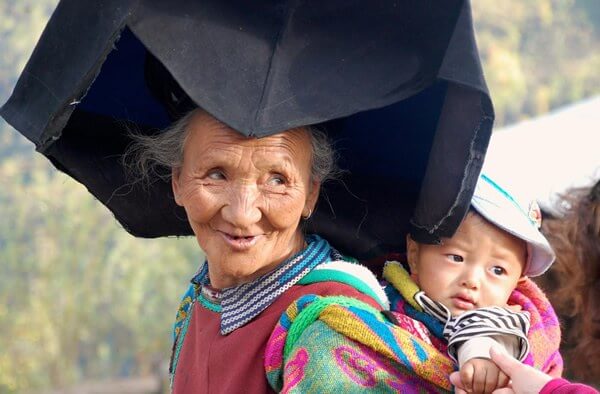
[444,306,531,363]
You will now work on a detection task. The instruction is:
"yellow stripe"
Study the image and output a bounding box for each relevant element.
[319,305,454,390]
[382,262,422,311]
[286,302,299,320]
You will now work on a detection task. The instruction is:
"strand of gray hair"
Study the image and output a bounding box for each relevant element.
[123,109,339,187]
[123,110,196,187]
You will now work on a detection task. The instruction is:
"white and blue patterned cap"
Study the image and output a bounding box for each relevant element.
[471,173,555,277]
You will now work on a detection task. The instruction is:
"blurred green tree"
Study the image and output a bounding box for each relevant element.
[0,0,59,159]
[0,155,199,392]
[473,0,600,125]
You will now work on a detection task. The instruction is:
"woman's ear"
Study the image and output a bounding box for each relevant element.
[518,275,528,284]
[406,234,419,274]
[171,168,183,206]
[304,179,321,216]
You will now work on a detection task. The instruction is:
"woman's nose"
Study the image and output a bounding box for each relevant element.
[221,185,262,227]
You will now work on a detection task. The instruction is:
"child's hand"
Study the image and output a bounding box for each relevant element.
[487,345,552,393]
[453,358,509,394]
[505,304,522,313]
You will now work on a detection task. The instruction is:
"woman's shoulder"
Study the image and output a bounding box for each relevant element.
[297,259,389,309]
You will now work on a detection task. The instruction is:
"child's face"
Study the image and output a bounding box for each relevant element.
[407,212,527,316]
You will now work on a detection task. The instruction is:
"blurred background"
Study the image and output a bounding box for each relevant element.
[1,1,598,392]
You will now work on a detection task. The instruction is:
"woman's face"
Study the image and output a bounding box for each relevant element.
[172,111,319,289]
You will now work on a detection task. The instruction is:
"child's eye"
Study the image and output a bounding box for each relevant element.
[446,254,463,262]
[491,266,507,276]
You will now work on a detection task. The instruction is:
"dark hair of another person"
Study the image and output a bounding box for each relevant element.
[536,179,600,385]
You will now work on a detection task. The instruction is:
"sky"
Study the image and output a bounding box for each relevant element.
[483,95,600,214]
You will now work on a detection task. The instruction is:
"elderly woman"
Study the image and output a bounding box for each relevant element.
[130,108,387,393]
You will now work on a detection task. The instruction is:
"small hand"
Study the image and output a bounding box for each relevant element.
[488,345,552,393]
[450,358,509,394]
[505,304,522,313]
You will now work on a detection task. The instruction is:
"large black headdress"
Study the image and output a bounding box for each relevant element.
[2,0,493,261]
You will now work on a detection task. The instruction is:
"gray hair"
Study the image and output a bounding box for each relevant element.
[124,109,338,186]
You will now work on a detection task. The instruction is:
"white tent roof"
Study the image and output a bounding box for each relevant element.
[482,96,600,214]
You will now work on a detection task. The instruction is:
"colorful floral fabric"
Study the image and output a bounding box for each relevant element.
[264,261,563,393]
[265,294,455,393]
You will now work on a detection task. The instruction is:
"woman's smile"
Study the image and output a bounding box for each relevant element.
[217,230,263,251]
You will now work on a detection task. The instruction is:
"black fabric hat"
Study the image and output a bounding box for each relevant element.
[1,0,493,262]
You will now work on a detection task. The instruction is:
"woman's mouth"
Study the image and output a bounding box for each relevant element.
[219,232,261,250]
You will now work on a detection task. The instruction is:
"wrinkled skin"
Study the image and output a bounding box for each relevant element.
[172,111,319,289]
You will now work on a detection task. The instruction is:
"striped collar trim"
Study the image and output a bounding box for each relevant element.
[414,291,452,322]
[414,290,531,361]
[191,234,335,334]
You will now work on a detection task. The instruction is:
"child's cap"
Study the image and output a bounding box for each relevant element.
[471,173,555,277]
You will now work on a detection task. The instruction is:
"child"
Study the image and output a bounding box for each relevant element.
[395,173,558,393]
[264,173,562,393]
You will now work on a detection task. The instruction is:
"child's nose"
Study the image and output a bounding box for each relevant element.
[460,269,481,289]
[461,278,477,289]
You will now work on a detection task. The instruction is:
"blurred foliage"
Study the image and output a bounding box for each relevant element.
[472,0,600,125]
[0,155,199,392]
[0,0,58,158]
[0,0,598,392]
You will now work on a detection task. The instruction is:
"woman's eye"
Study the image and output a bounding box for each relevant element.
[446,254,463,262]
[491,266,507,276]
[207,170,225,180]
[267,174,286,186]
